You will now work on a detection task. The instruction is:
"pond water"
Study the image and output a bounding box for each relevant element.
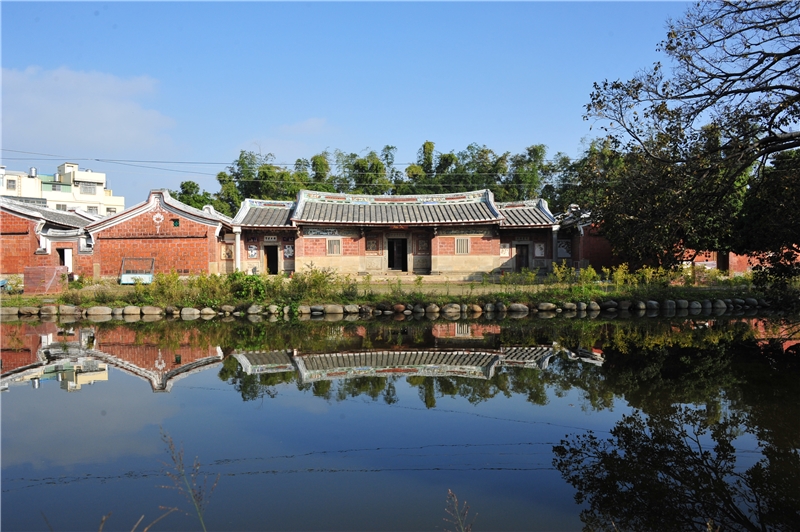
[2,315,799,531]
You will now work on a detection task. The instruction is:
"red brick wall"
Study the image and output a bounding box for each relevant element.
[434,235,497,256]
[0,212,39,274]
[298,237,327,257]
[94,208,219,275]
[1,211,95,276]
[578,226,620,270]
[342,236,360,255]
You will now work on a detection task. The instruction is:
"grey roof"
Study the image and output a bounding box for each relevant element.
[233,199,295,228]
[298,350,499,371]
[292,189,502,226]
[497,200,555,227]
[0,197,91,228]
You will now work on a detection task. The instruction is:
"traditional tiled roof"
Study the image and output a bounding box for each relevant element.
[232,199,295,228]
[233,350,295,374]
[497,199,555,227]
[294,349,500,381]
[0,197,92,228]
[291,189,503,226]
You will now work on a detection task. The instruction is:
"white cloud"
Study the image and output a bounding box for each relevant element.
[2,66,175,157]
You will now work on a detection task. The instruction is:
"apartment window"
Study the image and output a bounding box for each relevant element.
[51,183,62,192]
[79,183,96,195]
[106,208,116,215]
[455,237,470,255]
[87,206,99,214]
[56,204,68,211]
[327,239,342,255]
[6,179,16,191]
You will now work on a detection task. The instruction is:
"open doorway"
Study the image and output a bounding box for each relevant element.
[264,245,279,274]
[57,248,73,273]
[515,244,529,271]
[387,238,408,271]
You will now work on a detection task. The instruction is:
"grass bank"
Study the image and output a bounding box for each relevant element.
[0,264,784,311]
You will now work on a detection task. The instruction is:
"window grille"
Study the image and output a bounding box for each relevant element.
[455,237,470,255]
[79,183,96,195]
[87,206,99,214]
[106,208,116,215]
[6,179,16,190]
[327,239,342,255]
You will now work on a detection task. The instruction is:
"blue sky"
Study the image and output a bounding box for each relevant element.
[2,2,689,205]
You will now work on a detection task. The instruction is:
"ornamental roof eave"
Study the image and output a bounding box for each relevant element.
[232,198,297,228]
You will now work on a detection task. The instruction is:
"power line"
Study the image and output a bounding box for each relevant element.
[2,148,572,169]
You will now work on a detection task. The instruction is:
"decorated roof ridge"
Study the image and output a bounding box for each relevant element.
[292,188,503,224]
[298,188,492,205]
[497,199,548,208]
[243,198,296,208]
[86,189,232,231]
[0,196,92,228]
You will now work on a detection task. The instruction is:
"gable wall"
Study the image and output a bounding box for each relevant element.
[93,207,220,276]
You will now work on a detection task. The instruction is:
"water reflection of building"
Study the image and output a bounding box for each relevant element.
[1,322,223,392]
[233,343,595,383]
[17,357,109,391]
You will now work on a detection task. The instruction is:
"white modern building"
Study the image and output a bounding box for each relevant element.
[0,163,125,215]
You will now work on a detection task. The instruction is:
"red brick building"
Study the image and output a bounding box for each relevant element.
[86,190,233,278]
[230,190,561,278]
[0,198,97,278]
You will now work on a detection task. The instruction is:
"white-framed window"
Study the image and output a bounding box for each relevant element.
[79,183,96,195]
[56,204,68,211]
[51,183,62,192]
[327,239,342,255]
[455,237,470,255]
[87,206,99,214]
[106,208,117,215]
[6,179,16,190]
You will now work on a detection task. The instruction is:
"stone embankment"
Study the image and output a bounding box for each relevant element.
[0,297,776,322]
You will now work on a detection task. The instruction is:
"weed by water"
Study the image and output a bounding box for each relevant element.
[160,429,219,532]
[444,489,476,532]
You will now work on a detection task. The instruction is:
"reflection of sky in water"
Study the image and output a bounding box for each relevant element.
[3,364,592,531]
[3,316,797,531]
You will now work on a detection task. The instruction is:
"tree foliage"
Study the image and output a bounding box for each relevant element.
[582,0,800,273]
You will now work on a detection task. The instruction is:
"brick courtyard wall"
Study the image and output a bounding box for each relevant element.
[94,208,220,276]
[24,266,68,293]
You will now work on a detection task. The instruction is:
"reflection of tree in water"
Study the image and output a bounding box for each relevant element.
[553,406,800,532]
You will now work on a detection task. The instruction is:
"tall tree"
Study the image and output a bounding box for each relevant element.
[584,1,800,270]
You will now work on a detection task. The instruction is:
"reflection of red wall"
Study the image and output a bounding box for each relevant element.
[746,318,800,352]
[94,327,219,371]
[0,322,73,373]
[432,323,501,338]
